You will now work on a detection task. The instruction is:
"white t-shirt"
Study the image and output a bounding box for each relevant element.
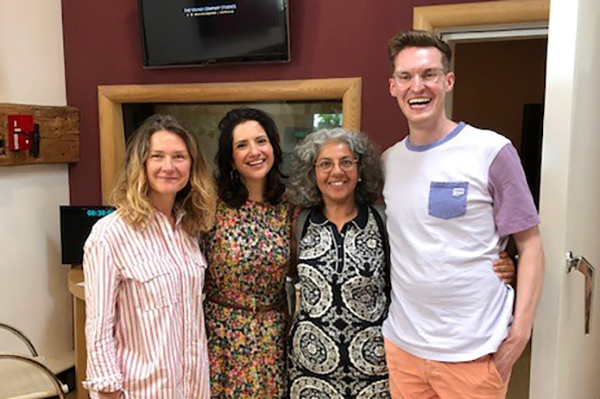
[382,122,540,362]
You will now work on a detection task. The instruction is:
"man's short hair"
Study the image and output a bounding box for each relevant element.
[388,30,453,72]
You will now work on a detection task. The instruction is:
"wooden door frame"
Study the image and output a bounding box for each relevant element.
[413,0,550,32]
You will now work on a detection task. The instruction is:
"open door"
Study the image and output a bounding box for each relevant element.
[531,0,600,397]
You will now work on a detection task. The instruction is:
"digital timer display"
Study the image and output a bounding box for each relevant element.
[86,208,115,218]
[60,206,117,265]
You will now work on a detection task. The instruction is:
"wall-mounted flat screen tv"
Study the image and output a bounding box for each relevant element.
[138,0,290,68]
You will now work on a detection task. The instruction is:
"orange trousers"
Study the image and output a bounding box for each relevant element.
[384,338,510,399]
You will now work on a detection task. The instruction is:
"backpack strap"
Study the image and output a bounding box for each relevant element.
[371,204,387,225]
[291,208,311,273]
[293,208,311,251]
[286,207,311,320]
[369,203,392,311]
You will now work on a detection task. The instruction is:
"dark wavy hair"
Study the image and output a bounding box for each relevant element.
[215,107,286,207]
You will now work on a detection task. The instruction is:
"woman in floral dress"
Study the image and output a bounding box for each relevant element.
[203,108,291,398]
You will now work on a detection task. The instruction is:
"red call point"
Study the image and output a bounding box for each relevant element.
[7,114,34,152]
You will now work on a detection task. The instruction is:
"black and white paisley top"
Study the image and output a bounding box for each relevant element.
[287,203,391,399]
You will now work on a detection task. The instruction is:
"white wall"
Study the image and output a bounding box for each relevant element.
[0,0,72,359]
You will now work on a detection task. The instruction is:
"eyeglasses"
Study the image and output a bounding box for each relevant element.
[315,157,358,173]
[392,68,446,87]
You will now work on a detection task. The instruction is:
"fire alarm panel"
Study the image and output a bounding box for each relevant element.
[8,114,34,152]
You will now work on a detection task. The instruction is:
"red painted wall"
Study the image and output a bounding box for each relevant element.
[62,0,492,205]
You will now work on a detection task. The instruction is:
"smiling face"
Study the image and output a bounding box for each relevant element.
[389,46,455,129]
[315,141,359,207]
[231,120,275,185]
[145,130,191,207]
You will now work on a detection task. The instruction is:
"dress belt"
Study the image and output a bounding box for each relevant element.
[206,292,287,312]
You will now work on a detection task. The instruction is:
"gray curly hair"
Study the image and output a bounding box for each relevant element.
[288,128,383,208]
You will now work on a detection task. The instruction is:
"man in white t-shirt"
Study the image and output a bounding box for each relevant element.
[381,30,545,399]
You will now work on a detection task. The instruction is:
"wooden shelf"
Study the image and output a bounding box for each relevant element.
[0,103,80,166]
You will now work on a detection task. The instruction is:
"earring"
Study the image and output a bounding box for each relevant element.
[358,177,363,183]
[230,170,239,180]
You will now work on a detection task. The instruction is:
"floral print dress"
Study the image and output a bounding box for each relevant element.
[288,204,391,399]
[204,199,292,398]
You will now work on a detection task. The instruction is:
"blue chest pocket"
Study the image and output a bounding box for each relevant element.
[428,181,469,220]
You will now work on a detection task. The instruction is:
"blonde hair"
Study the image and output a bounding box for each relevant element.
[110,114,216,236]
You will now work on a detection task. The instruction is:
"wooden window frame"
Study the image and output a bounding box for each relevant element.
[98,78,361,203]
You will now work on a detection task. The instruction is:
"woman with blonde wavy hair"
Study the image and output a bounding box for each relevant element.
[82,114,216,399]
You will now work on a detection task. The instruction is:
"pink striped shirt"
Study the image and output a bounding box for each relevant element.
[83,210,210,399]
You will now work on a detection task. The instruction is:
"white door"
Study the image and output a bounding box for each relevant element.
[530,0,600,397]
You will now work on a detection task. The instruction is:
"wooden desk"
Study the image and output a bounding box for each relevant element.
[67,268,88,399]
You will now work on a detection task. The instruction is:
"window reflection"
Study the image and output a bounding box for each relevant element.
[123,101,343,177]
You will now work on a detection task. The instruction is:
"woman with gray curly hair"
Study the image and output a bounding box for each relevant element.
[286,128,392,398]
[288,128,384,209]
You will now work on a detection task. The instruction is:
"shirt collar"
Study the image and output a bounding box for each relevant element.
[405,121,466,152]
[309,202,369,229]
[152,206,186,227]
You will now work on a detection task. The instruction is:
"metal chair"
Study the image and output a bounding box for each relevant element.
[0,323,68,399]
